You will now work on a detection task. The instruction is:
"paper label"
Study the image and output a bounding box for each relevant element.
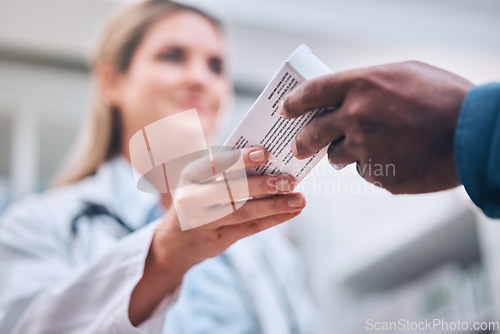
[224,45,333,182]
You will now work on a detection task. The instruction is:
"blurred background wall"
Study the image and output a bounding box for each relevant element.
[1,0,500,332]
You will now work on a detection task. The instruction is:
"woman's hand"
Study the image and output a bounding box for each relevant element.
[129,147,305,325]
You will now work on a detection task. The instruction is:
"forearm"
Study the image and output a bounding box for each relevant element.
[129,229,190,326]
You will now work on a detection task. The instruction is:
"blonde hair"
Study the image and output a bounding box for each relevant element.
[53,0,221,187]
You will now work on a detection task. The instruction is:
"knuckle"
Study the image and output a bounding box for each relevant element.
[343,102,363,125]
[404,60,424,67]
[350,71,371,90]
[174,190,190,209]
[307,119,325,144]
[344,98,371,124]
[245,221,260,233]
[350,68,386,92]
[181,159,202,182]
[300,81,320,107]
[401,60,430,76]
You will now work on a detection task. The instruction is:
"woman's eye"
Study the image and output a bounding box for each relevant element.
[159,49,183,62]
[209,58,223,75]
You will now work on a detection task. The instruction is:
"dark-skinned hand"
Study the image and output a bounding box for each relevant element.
[279,61,474,194]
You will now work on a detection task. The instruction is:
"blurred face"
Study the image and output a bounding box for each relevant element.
[109,11,231,152]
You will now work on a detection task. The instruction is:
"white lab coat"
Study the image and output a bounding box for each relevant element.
[0,157,321,334]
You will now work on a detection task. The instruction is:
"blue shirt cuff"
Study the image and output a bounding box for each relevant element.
[454,83,500,218]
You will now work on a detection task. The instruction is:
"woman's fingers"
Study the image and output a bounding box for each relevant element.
[179,147,269,185]
[222,211,302,241]
[178,173,297,209]
[227,174,296,199]
[168,145,304,231]
[171,173,302,230]
[209,192,306,229]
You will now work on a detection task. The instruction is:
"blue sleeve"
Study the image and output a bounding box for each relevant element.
[454,83,500,218]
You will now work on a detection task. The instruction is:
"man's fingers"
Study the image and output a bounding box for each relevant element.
[291,109,345,159]
[327,140,357,170]
[279,72,350,119]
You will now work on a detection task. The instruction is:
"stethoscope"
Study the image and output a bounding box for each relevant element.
[70,201,159,263]
[71,201,134,236]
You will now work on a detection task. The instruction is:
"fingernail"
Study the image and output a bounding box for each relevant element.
[249,149,265,163]
[356,161,364,177]
[278,100,285,116]
[330,162,343,170]
[290,139,299,158]
[275,178,291,193]
[287,194,304,208]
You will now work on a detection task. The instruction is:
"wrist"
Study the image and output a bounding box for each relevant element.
[147,226,192,278]
[149,209,204,276]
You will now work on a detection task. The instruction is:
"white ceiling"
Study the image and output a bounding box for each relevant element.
[1,0,499,89]
[178,0,500,47]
